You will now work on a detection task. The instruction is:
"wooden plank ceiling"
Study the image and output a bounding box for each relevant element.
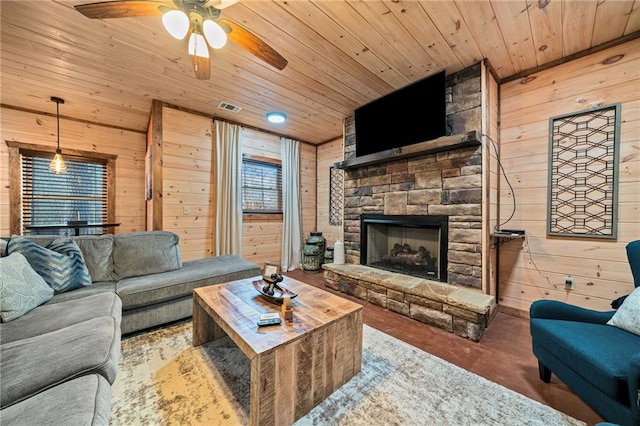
[1,0,638,145]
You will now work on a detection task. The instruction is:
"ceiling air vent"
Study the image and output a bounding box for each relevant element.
[218,101,242,113]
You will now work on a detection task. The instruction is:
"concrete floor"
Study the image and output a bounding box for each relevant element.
[285,269,604,426]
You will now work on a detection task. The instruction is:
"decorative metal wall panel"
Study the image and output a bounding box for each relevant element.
[547,104,620,238]
[329,166,344,226]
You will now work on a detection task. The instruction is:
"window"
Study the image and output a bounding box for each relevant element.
[21,154,108,235]
[6,141,117,236]
[242,157,282,213]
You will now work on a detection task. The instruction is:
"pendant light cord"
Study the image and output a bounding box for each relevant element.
[51,96,64,152]
[49,96,67,174]
[56,100,60,151]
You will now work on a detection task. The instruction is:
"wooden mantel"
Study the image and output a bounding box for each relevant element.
[334,130,481,170]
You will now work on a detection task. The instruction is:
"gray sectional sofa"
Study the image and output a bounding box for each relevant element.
[0,231,261,425]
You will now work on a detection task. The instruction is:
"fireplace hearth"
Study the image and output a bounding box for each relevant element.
[361,214,448,282]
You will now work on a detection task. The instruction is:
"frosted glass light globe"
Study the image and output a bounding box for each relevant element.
[162,10,189,40]
[203,19,227,49]
[188,33,210,58]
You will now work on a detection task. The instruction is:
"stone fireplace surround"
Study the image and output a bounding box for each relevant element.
[323,62,497,341]
[342,144,482,287]
[342,62,485,290]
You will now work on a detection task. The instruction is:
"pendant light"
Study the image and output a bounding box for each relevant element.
[49,96,67,174]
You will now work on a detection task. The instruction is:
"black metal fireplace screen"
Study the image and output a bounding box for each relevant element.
[360,214,448,282]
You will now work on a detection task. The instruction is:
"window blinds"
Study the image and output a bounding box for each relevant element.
[21,155,107,232]
[242,158,282,213]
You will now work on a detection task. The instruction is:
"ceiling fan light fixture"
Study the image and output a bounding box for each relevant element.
[188,33,209,58]
[162,10,189,40]
[266,112,287,124]
[203,19,227,49]
[73,0,288,76]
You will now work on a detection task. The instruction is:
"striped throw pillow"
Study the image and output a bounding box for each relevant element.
[7,236,92,294]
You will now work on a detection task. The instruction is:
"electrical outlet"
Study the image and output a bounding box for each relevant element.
[564,276,575,290]
[183,206,190,215]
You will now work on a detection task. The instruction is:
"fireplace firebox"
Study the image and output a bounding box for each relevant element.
[360,214,448,282]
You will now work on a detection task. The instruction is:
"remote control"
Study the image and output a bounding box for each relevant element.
[259,313,281,321]
[257,318,282,327]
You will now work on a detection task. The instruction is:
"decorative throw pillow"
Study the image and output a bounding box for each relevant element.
[0,252,54,322]
[607,286,640,336]
[7,235,92,294]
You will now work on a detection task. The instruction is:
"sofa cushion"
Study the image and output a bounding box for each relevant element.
[19,235,115,283]
[607,286,640,336]
[531,318,640,401]
[112,231,182,280]
[0,292,122,344]
[0,374,112,426]
[72,235,115,282]
[45,281,116,304]
[0,316,121,408]
[7,236,92,293]
[0,252,54,322]
[116,255,260,310]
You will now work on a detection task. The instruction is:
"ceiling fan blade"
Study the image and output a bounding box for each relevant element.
[191,54,211,80]
[74,1,173,19]
[218,19,287,71]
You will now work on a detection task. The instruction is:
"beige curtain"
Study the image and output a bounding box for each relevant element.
[214,120,243,256]
[281,138,302,271]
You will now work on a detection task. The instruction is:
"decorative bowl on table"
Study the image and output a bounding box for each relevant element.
[252,280,298,304]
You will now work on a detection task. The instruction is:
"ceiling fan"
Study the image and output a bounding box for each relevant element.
[74,0,288,80]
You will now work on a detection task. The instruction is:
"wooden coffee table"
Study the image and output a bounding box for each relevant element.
[192,276,363,426]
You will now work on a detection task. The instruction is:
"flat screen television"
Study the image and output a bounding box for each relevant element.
[354,71,446,158]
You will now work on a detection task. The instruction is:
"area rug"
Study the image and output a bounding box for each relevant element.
[111,321,584,426]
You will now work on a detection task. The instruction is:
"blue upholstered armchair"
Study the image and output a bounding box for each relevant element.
[530,240,640,426]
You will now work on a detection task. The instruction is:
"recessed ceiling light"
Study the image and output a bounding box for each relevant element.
[266,112,286,124]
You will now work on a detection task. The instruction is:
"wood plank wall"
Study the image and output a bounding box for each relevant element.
[242,129,283,266]
[0,107,146,236]
[316,137,344,248]
[157,108,317,266]
[498,39,640,315]
[300,142,318,246]
[161,107,215,261]
[0,101,318,271]
[241,128,317,268]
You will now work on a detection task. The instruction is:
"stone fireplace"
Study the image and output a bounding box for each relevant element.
[340,62,484,289]
[361,214,448,282]
[342,147,482,289]
[322,62,496,342]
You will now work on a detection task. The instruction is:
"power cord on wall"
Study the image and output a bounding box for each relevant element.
[524,234,556,289]
[483,133,554,288]
[483,133,516,232]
